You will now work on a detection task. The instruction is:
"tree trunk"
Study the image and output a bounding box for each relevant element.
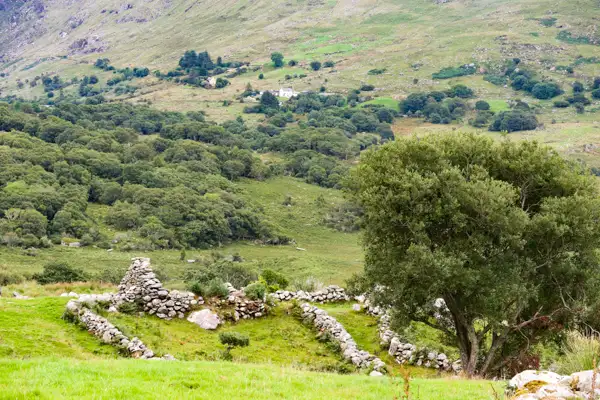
[445,297,480,377]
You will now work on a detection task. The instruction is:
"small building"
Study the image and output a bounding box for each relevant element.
[278,87,297,98]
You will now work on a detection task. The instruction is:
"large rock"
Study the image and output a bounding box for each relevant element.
[187,309,220,330]
[508,370,563,390]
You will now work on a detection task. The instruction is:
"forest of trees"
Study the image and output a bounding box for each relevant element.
[0,96,397,250]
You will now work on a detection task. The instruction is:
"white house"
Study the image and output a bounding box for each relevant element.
[278,87,297,98]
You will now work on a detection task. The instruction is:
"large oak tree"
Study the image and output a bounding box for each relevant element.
[352,133,600,377]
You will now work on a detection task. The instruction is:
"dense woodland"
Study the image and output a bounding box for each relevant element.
[0,95,394,250]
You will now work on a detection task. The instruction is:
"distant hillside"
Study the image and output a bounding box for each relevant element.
[2,0,599,94]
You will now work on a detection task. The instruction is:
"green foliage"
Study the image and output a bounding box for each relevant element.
[432,64,476,80]
[33,262,88,284]
[271,52,284,68]
[258,73,264,79]
[553,100,570,108]
[557,30,596,45]
[539,17,556,27]
[323,61,335,68]
[190,277,229,298]
[556,331,600,374]
[489,110,538,132]
[219,331,250,348]
[572,81,585,93]
[310,61,322,71]
[483,74,507,86]
[244,282,266,300]
[185,259,257,290]
[448,84,474,99]
[367,68,386,75]
[260,268,289,290]
[352,132,600,376]
[474,100,490,111]
[592,89,600,99]
[360,84,375,91]
[117,301,139,314]
[531,82,563,99]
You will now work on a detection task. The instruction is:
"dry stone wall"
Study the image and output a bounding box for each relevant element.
[64,293,173,360]
[111,257,200,320]
[271,285,349,303]
[358,296,460,372]
[299,303,386,373]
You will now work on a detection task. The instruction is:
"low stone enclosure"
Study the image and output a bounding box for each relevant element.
[508,369,600,399]
[299,303,386,374]
[356,296,461,372]
[62,257,458,375]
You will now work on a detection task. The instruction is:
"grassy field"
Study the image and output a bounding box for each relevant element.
[0,297,118,359]
[0,176,362,290]
[0,358,505,400]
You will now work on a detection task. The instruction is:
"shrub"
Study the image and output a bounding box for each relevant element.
[556,331,600,374]
[531,82,563,99]
[260,269,289,290]
[484,74,507,86]
[310,61,322,71]
[258,73,264,80]
[475,100,490,111]
[592,89,600,99]
[288,60,297,66]
[219,332,250,360]
[567,94,591,105]
[432,64,476,80]
[189,277,229,298]
[448,84,474,98]
[553,100,570,108]
[0,271,26,286]
[323,61,335,68]
[489,111,538,132]
[573,81,585,93]
[360,84,375,91]
[33,262,88,284]
[368,68,386,75]
[244,282,266,300]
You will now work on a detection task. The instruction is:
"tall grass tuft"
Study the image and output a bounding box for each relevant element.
[557,331,600,374]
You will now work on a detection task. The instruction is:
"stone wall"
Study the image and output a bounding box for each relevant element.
[111,257,200,320]
[64,293,173,360]
[358,296,460,372]
[271,285,349,303]
[299,303,386,374]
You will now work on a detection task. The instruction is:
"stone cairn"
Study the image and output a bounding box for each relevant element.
[509,369,600,399]
[357,296,460,372]
[271,285,349,303]
[111,257,200,320]
[64,293,173,360]
[299,303,386,374]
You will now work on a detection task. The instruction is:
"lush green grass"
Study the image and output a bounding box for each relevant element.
[0,358,505,400]
[320,303,459,377]
[359,97,400,111]
[104,304,346,370]
[0,176,362,289]
[0,297,117,359]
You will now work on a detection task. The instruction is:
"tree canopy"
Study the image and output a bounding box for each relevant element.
[351,132,600,377]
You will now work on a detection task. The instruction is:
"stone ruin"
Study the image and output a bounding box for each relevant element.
[357,295,460,372]
[64,293,173,360]
[111,257,200,320]
[271,285,349,303]
[223,283,267,321]
[299,303,386,374]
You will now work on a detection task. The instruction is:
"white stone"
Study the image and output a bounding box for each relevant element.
[187,309,220,330]
[509,370,564,390]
